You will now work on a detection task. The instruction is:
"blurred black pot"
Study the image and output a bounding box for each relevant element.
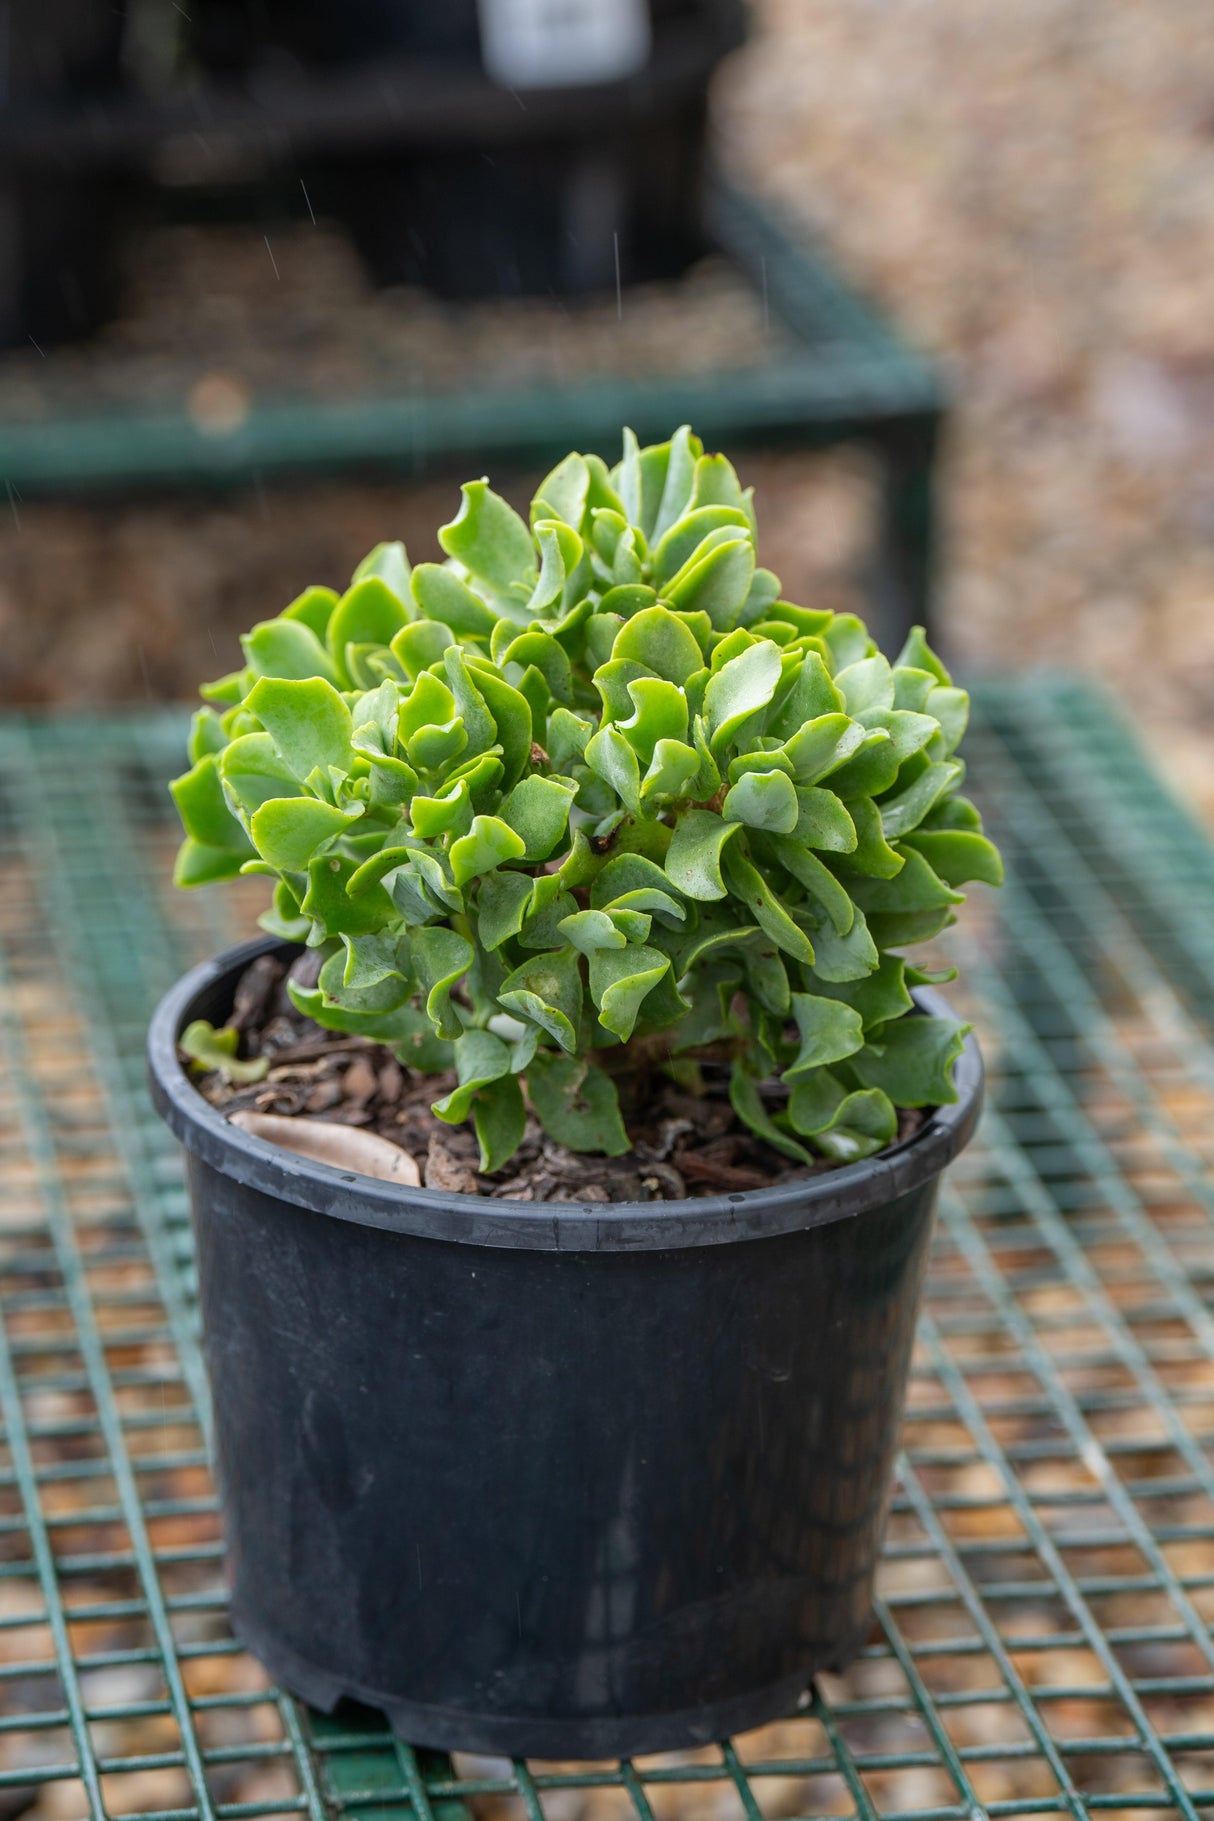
[0,0,129,346]
[189,0,747,296]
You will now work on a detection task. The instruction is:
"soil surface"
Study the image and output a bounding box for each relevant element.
[187,950,926,1203]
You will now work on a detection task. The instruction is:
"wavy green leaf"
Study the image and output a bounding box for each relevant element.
[852,1014,970,1106]
[179,1019,269,1084]
[528,1054,630,1156]
[432,1029,513,1124]
[439,479,536,593]
[588,944,671,1041]
[666,810,742,901]
[250,797,363,870]
[473,1072,528,1171]
[782,993,865,1081]
[498,947,583,1053]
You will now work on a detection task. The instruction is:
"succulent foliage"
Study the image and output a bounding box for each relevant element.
[172,428,1002,1173]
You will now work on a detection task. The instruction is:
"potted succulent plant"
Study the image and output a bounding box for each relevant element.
[149,427,1001,1757]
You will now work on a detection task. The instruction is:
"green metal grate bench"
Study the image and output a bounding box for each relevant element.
[3,678,1214,1821]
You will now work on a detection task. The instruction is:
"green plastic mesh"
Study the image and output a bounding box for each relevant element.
[2,679,1214,1821]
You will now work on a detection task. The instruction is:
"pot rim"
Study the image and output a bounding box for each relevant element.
[147,935,983,1253]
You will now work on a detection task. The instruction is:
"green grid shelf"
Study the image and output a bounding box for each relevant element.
[3,677,1214,1821]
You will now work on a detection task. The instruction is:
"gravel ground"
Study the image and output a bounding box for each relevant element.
[715,0,1214,814]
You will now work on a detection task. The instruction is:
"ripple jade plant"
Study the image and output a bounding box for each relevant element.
[171,427,1002,1175]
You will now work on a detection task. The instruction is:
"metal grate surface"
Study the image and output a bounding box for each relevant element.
[2,679,1214,1821]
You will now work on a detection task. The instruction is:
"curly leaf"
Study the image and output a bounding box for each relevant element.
[243,617,341,686]
[651,506,752,585]
[812,953,913,1029]
[620,677,688,761]
[667,532,755,627]
[781,713,865,783]
[880,761,963,838]
[836,655,894,716]
[411,780,473,840]
[250,797,363,871]
[527,520,583,616]
[612,604,705,685]
[498,947,583,1052]
[449,814,527,887]
[588,944,671,1041]
[852,1015,971,1107]
[729,1067,811,1164]
[499,774,578,862]
[171,756,254,855]
[584,725,641,813]
[351,540,411,603]
[246,676,354,781]
[814,1088,898,1161]
[901,828,1004,887]
[476,871,535,950]
[851,847,963,917]
[528,1054,630,1156]
[786,1070,846,1136]
[179,1019,269,1085]
[704,639,782,752]
[842,798,905,878]
[724,769,799,833]
[410,563,497,637]
[723,846,816,964]
[303,852,395,939]
[439,479,536,593]
[558,909,628,956]
[804,903,878,982]
[782,994,865,1081]
[792,787,858,853]
[432,1029,514,1125]
[592,853,687,925]
[665,810,743,902]
[473,1072,527,1171]
[532,451,591,530]
[771,839,854,937]
[327,577,410,676]
[282,584,339,639]
[411,927,475,1040]
[641,739,701,802]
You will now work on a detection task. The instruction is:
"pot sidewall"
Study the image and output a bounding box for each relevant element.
[149,938,983,1756]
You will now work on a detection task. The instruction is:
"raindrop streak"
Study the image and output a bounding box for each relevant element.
[5,482,20,530]
[27,335,44,358]
[613,231,622,321]
[761,255,769,332]
[136,643,152,699]
[264,236,280,280]
[300,178,316,225]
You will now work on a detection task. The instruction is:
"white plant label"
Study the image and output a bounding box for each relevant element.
[477,0,652,90]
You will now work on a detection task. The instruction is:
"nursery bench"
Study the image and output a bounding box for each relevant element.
[0,181,943,653]
[2,679,1214,1821]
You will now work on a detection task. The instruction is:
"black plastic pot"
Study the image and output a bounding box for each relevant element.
[149,936,982,1757]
